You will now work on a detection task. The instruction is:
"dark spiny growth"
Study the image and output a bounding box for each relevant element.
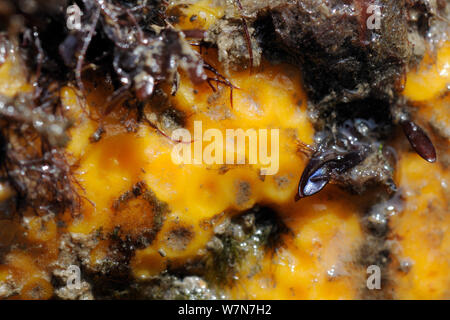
[204,206,289,285]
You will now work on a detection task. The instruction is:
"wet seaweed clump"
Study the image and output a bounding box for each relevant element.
[59,0,208,103]
[0,88,76,216]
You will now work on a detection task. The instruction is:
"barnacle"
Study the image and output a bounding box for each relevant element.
[0,0,448,300]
